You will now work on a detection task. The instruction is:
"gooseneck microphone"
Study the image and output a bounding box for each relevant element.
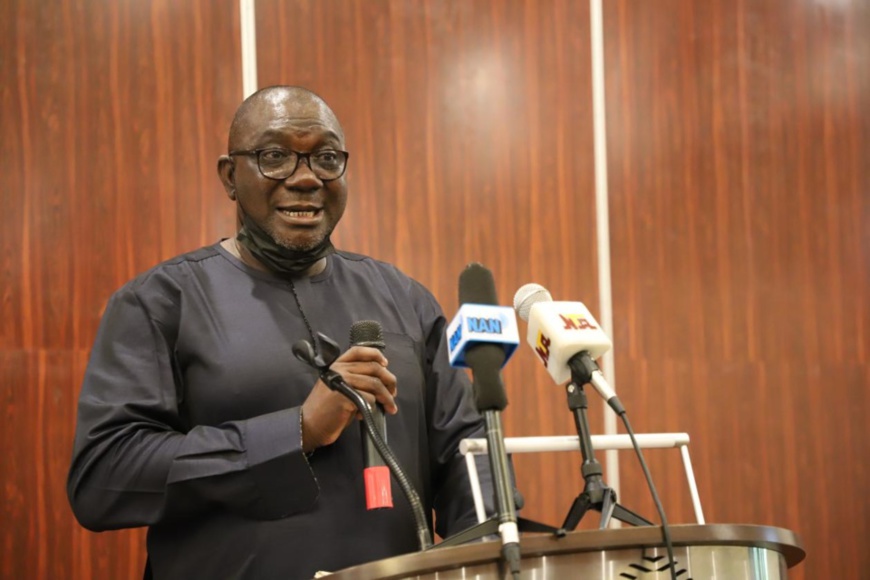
[350,320,393,510]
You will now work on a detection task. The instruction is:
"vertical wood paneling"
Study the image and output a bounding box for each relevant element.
[4,0,865,577]
[605,1,869,578]
[255,0,599,530]
[0,0,241,577]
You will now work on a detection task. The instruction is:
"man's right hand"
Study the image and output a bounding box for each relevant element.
[300,346,397,453]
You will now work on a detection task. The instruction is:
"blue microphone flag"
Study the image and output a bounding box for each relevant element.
[446,303,519,368]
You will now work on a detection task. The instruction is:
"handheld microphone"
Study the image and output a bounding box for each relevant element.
[513,283,621,413]
[293,330,432,550]
[350,320,393,510]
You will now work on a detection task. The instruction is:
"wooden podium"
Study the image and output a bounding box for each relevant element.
[326,524,805,579]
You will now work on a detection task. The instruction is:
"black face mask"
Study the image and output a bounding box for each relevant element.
[235,209,335,277]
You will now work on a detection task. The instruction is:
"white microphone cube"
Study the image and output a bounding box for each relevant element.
[525,301,612,384]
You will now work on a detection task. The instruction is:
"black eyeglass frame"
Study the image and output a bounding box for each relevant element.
[228,148,350,182]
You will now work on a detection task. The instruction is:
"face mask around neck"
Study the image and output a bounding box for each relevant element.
[235,210,335,277]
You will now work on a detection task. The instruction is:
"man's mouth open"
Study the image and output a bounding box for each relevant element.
[277,207,323,224]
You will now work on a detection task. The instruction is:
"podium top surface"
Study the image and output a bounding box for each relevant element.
[326,523,805,580]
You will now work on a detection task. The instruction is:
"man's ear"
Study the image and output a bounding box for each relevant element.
[217,155,236,200]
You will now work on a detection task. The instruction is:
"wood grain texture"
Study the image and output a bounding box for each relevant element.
[4,0,867,577]
[255,0,600,530]
[605,0,869,578]
[0,0,241,577]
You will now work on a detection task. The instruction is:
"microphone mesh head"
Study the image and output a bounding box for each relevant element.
[513,283,553,321]
[350,320,386,350]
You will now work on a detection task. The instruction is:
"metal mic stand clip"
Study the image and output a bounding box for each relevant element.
[557,352,652,535]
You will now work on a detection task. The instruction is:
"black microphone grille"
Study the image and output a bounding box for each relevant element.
[458,262,498,306]
[350,320,386,350]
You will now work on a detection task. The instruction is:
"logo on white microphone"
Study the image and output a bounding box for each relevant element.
[535,332,552,366]
[559,314,598,331]
[535,315,599,368]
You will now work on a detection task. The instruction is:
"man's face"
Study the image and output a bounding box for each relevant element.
[224,93,348,252]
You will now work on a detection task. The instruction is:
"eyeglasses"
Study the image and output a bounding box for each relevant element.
[229,148,349,181]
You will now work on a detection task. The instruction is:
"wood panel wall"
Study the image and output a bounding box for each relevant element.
[1,0,241,577]
[2,0,867,578]
[605,2,869,578]
[254,0,601,532]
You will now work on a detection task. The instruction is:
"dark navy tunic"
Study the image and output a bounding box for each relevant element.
[68,243,491,580]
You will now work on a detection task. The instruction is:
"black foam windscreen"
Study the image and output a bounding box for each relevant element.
[457,263,508,411]
[459,263,499,306]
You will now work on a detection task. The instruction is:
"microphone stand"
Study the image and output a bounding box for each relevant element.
[436,409,556,545]
[556,351,652,534]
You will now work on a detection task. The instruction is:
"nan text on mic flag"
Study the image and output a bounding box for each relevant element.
[446,304,519,368]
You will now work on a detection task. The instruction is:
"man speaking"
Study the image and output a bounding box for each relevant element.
[67,86,491,580]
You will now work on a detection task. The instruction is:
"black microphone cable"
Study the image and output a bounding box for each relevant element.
[577,354,678,580]
[513,284,677,578]
[292,335,433,551]
[620,412,678,580]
